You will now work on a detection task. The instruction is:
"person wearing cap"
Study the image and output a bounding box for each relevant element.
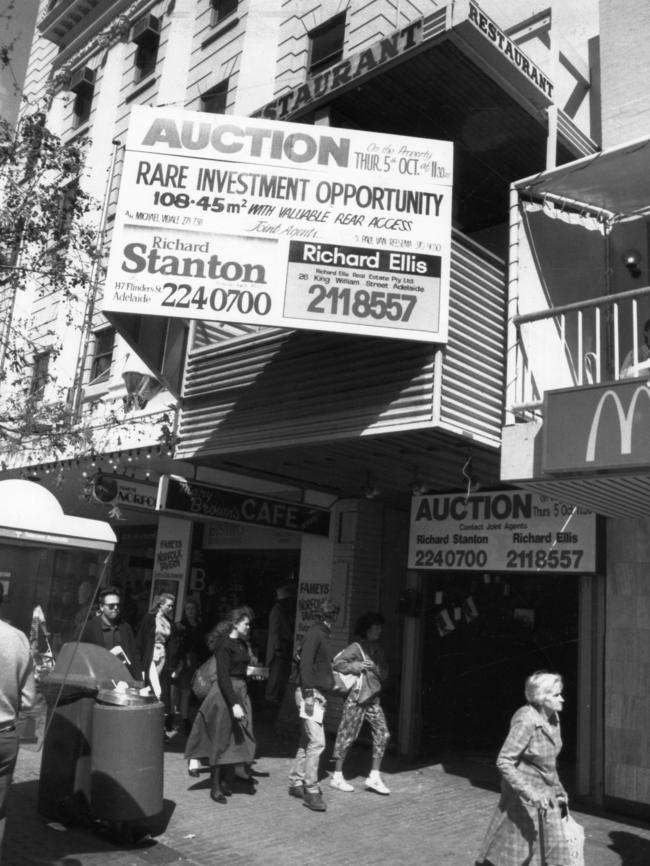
[0,581,36,860]
[288,598,340,812]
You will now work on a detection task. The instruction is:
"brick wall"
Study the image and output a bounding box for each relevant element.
[599,0,650,147]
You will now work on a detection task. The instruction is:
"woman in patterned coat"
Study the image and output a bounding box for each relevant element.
[477,671,570,866]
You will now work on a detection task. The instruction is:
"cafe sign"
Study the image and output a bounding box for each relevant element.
[156,475,331,537]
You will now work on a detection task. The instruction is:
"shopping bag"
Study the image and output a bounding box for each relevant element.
[562,810,585,866]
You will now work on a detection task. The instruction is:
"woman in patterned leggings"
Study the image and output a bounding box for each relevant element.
[329,612,391,795]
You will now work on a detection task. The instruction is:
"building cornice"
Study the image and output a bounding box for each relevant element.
[46,0,159,94]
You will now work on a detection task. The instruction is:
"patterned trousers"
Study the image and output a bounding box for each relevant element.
[332,694,390,762]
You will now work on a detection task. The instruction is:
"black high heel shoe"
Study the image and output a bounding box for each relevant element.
[210,790,227,804]
[188,768,200,778]
[220,781,233,797]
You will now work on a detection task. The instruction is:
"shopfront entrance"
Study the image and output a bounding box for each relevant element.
[199,548,300,662]
[419,571,580,762]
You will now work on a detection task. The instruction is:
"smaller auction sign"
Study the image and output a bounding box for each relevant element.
[408,489,596,573]
[102,106,452,342]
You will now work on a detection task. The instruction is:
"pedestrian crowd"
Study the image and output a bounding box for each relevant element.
[1,581,580,866]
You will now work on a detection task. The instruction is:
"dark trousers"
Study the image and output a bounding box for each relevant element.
[0,728,19,863]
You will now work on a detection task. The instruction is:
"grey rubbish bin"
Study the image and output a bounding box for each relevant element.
[91,689,164,828]
[38,642,137,822]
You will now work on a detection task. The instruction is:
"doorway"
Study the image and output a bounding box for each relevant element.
[199,548,300,663]
[419,572,580,761]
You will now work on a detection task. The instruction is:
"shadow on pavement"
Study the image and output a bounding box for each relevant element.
[6,777,176,865]
[608,831,650,865]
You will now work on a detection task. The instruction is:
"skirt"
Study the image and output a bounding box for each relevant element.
[185,677,255,767]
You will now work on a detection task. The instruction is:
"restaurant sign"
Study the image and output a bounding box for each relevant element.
[544,381,650,473]
[157,475,331,537]
[408,489,595,572]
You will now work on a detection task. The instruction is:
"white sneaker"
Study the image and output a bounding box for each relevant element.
[329,775,354,792]
[365,775,390,795]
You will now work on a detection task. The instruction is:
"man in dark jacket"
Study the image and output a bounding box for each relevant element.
[78,586,143,681]
[288,598,340,812]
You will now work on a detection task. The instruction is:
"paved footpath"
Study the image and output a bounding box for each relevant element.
[6,717,650,866]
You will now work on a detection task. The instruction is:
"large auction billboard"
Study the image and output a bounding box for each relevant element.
[102,106,453,342]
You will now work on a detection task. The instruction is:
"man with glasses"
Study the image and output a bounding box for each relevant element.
[78,586,143,680]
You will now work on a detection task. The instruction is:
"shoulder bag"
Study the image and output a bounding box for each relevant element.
[356,643,382,704]
[191,655,218,700]
[332,642,363,694]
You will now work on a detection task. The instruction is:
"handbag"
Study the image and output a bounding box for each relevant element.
[332,642,362,695]
[561,809,585,866]
[333,668,361,694]
[355,641,382,704]
[356,669,381,704]
[191,656,218,700]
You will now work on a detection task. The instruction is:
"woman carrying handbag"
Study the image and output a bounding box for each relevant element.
[329,612,390,796]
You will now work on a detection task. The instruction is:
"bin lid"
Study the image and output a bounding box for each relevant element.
[0,480,116,551]
[96,688,158,706]
[42,642,137,689]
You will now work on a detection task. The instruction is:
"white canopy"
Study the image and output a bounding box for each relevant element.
[515,135,650,219]
[0,479,116,550]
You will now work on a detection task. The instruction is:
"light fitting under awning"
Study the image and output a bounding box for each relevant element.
[515,135,650,219]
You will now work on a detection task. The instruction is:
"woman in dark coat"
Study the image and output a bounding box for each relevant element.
[185,607,257,804]
[477,670,570,866]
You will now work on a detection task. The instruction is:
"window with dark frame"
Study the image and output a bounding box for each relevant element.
[201,79,228,114]
[210,0,238,25]
[30,352,51,401]
[131,15,160,83]
[308,13,345,74]
[69,66,95,129]
[89,328,115,384]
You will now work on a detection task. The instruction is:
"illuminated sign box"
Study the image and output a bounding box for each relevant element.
[102,106,453,343]
[157,475,331,537]
[408,489,596,573]
[544,381,650,473]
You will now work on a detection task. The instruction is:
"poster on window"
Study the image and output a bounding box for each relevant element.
[102,106,453,342]
[149,516,192,617]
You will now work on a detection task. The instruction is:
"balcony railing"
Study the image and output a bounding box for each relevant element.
[507,285,650,420]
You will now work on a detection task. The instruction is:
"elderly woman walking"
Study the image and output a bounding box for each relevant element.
[477,670,570,866]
